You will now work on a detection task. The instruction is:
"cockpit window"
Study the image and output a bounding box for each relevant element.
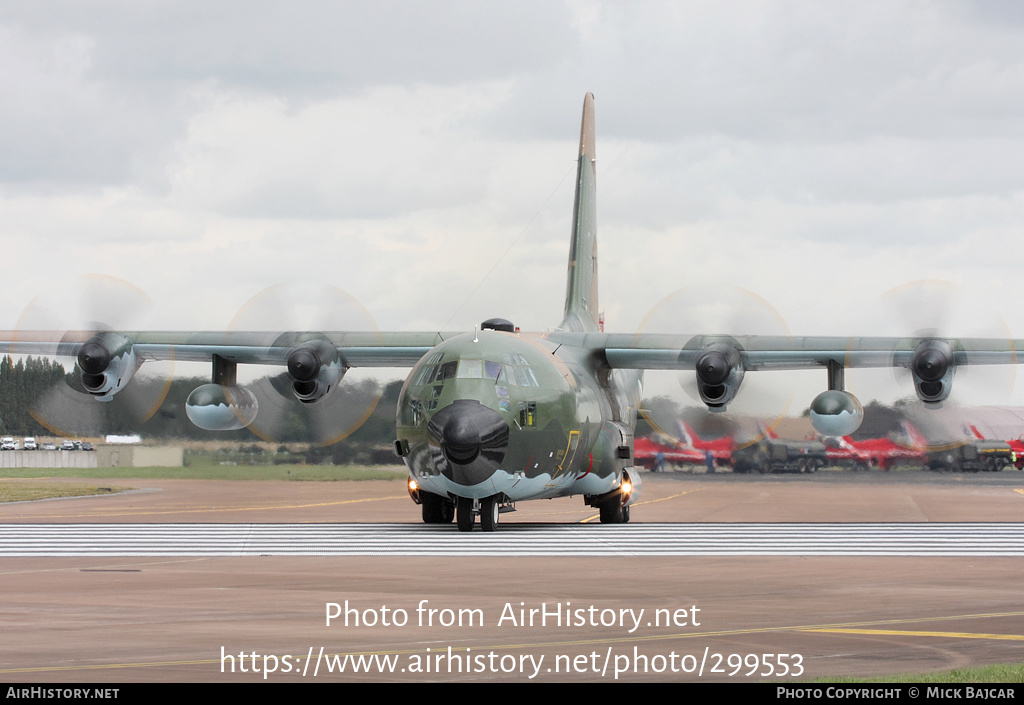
[501,353,539,388]
[413,365,436,387]
[484,360,503,381]
[457,359,483,378]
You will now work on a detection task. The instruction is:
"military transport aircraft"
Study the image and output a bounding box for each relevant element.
[4,93,1024,531]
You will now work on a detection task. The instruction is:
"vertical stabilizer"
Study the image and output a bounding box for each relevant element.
[561,93,600,333]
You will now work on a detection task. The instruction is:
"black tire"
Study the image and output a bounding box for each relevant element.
[421,493,454,524]
[480,496,499,532]
[456,498,474,532]
[622,504,630,523]
[599,496,624,524]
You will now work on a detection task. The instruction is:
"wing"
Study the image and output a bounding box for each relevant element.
[3,330,446,367]
[544,330,1021,436]
[0,329,450,442]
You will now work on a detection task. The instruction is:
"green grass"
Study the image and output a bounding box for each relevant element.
[812,663,1024,683]
[0,482,131,503]
[0,463,407,481]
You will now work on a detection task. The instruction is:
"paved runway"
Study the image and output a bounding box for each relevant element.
[0,471,1022,682]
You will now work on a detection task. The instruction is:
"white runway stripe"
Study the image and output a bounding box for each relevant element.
[2,523,1023,556]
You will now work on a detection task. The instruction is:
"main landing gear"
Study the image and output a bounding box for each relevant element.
[598,495,630,524]
[587,469,637,524]
[420,492,455,524]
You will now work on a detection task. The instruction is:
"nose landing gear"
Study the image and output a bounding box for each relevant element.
[456,495,507,532]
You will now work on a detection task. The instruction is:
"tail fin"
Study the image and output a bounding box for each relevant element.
[901,421,928,449]
[561,93,600,333]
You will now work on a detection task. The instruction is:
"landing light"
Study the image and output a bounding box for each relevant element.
[621,481,632,496]
[408,478,418,492]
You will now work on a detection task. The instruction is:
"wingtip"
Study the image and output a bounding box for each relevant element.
[579,92,595,159]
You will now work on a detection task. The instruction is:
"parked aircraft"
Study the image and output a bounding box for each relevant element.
[841,421,930,470]
[4,93,1024,530]
[633,434,704,470]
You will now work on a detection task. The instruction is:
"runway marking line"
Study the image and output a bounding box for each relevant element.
[2,607,1019,676]
[580,488,704,524]
[0,556,214,576]
[802,628,1024,641]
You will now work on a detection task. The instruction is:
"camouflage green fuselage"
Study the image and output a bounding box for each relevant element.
[396,329,640,502]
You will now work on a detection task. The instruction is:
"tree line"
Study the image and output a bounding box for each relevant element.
[0,356,403,459]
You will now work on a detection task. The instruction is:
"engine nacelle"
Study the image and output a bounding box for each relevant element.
[287,340,346,403]
[76,332,139,400]
[185,384,259,431]
[809,389,864,437]
[694,343,744,409]
[911,340,955,404]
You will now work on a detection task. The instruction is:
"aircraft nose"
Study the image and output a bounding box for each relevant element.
[427,400,509,485]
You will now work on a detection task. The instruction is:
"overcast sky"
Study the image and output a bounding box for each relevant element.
[4,1,1024,411]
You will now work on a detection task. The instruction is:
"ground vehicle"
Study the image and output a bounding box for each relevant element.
[1,437,17,451]
[927,432,1015,472]
[732,437,828,474]
[23,437,37,450]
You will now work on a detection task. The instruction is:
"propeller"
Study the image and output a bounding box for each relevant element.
[633,285,795,449]
[226,282,383,446]
[882,279,1015,403]
[11,274,173,438]
[878,279,1017,452]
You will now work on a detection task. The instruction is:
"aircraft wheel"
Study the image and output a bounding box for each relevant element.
[456,498,474,532]
[599,497,624,524]
[480,496,499,532]
[421,493,455,524]
[622,504,630,523]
